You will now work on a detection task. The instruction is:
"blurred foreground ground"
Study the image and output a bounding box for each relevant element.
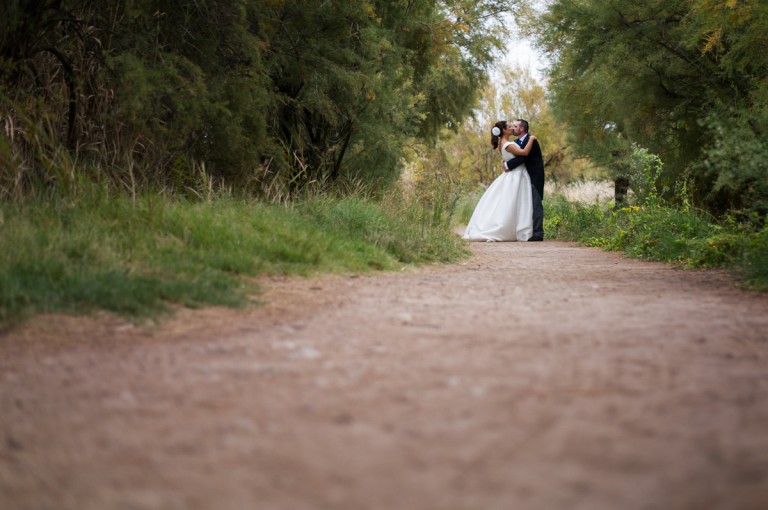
[2,241,768,510]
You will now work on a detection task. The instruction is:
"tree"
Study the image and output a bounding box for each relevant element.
[0,0,272,192]
[0,0,510,198]
[256,0,509,191]
[431,61,596,191]
[532,0,768,216]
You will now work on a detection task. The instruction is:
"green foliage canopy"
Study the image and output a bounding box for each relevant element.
[535,0,768,217]
[0,0,507,197]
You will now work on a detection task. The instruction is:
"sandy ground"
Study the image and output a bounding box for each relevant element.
[2,240,768,510]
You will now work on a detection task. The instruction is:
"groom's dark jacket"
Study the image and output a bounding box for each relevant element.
[505,134,544,198]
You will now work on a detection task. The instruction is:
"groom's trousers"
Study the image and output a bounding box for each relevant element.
[532,185,544,238]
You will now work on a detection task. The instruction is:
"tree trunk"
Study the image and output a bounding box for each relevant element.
[614,176,630,209]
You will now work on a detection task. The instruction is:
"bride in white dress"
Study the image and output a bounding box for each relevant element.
[463,120,534,242]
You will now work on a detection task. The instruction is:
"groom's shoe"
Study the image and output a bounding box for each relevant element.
[529,236,544,241]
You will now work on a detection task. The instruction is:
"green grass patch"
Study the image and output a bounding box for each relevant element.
[0,191,469,326]
[545,195,768,290]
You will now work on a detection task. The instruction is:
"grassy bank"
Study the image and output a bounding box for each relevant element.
[545,195,768,290]
[0,191,469,326]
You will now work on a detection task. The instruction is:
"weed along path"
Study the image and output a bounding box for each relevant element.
[2,241,768,510]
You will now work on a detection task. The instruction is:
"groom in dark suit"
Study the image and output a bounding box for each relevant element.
[504,119,544,241]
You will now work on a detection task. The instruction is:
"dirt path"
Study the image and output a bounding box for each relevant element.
[2,241,768,510]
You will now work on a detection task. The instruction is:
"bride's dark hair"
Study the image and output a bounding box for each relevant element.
[490,120,507,149]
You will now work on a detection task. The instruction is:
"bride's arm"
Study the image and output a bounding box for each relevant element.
[503,135,537,156]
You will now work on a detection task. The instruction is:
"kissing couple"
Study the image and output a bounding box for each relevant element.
[463,119,545,242]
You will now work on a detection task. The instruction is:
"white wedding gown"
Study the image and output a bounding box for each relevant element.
[463,141,533,242]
